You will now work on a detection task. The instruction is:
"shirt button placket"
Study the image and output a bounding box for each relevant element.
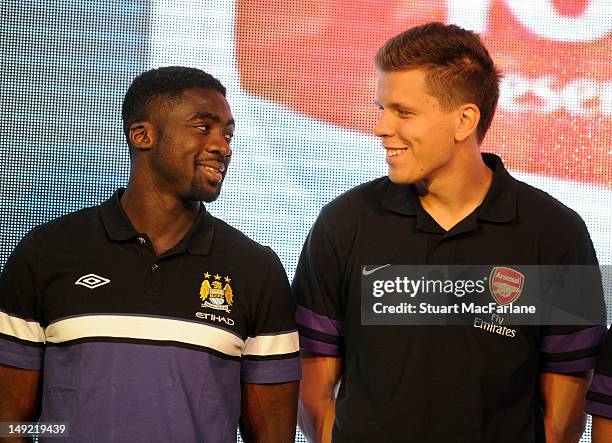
[135,236,161,300]
[148,261,162,299]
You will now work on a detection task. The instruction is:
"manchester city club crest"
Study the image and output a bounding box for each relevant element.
[489,266,524,305]
[199,272,234,313]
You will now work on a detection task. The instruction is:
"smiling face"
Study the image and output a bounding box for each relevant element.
[149,87,235,203]
[374,69,461,185]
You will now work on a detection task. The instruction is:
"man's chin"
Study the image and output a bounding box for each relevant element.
[190,182,223,203]
[200,187,223,203]
[200,192,221,203]
[387,170,418,186]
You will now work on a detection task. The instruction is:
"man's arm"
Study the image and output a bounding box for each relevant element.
[238,249,301,442]
[540,371,592,443]
[591,416,612,443]
[239,381,299,443]
[586,326,612,443]
[298,352,343,443]
[0,363,41,420]
[0,363,42,443]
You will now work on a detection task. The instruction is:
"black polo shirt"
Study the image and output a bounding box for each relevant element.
[293,154,605,442]
[0,189,300,443]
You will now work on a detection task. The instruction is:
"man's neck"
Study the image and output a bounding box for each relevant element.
[416,151,493,231]
[120,182,200,257]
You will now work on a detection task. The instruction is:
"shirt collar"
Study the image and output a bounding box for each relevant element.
[381,183,417,216]
[381,153,517,223]
[100,189,214,255]
[476,153,518,223]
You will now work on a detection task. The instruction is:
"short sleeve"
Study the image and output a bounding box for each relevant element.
[0,232,45,370]
[586,327,612,418]
[292,207,345,356]
[540,325,607,373]
[240,248,300,384]
[539,217,606,373]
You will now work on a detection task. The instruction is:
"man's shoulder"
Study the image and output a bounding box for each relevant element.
[512,178,596,263]
[209,215,281,264]
[321,176,389,216]
[17,204,102,249]
[514,179,586,231]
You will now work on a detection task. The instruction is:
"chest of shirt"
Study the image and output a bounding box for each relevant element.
[338,215,545,370]
[34,239,252,338]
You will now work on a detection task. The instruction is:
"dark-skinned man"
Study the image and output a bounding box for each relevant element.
[0,66,300,443]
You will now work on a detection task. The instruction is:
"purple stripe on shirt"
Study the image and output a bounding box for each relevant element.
[40,341,242,442]
[241,357,301,383]
[0,338,43,370]
[586,400,612,419]
[590,373,612,396]
[541,326,606,354]
[541,356,597,373]
[296,305,343,336]
[300,336,341,356]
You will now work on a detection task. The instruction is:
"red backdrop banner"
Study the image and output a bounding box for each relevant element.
[236,0,612,186]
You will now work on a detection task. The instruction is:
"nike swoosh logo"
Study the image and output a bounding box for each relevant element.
[362,264,391,276]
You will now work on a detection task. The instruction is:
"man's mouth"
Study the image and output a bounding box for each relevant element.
[204,165,225,173]
[197,162,226,183]
[385,148,407,158]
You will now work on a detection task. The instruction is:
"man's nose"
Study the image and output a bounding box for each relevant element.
[374,111,394,138]
[207,131,231,157]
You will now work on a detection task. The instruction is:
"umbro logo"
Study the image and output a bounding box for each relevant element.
[75,274,111,289]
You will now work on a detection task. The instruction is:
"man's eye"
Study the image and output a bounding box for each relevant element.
[224,133,234,142]
[196,124,210,132]
[397,109,413,117]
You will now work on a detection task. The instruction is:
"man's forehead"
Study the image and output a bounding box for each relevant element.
[375,69,440,105]
[375,69,428,90]
[175,87,233,120]
[180,87,229,107]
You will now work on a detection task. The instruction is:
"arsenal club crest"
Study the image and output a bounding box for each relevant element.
[489,267,524,305]
[199,272,234,313]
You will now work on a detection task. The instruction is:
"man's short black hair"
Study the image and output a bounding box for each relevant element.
[121,66,226,141]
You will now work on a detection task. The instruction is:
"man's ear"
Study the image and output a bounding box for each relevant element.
[129,122,156,151]
[454,103,480,143]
